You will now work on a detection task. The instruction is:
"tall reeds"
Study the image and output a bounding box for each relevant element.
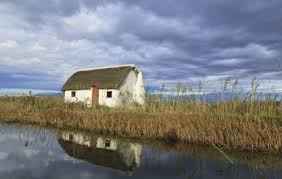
[0,79,281,153]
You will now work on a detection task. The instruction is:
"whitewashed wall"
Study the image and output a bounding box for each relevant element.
[65,89,120,107]
[98,89,120,107]
[120,70,137,92]
[119,70,145,105]
[134,71,145,105]
[64,90,92,106]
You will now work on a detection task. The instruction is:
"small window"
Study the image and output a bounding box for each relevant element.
[71,91,76,97]
[107,91,112,98]
[105,140,111,147]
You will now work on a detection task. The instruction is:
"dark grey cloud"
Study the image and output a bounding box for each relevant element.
[0,0,281,91]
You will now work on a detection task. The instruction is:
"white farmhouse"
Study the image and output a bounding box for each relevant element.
[62,64,145,107]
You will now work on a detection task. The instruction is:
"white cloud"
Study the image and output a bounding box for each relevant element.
[0,57,41,66]
[61,6,119,37]
[217,43,278,59]
[29,43,47,52]
[0,152,8,160]
[0,1,281,90]
[210,58,242,66]
[257,71,282,79]
[0,40,18,49]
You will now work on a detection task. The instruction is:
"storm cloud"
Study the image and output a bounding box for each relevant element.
[0,0,281,91]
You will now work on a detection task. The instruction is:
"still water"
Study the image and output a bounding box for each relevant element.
[0,123,282,179]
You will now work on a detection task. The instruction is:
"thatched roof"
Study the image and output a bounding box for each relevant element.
[62,65,135,91]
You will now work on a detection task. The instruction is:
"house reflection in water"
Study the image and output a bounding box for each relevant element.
[58,131,142,173]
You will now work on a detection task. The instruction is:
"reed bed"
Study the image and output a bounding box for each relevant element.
[0,92,281,153]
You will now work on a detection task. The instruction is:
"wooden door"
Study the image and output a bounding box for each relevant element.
[90,136,98,149]
[92,86,99,106]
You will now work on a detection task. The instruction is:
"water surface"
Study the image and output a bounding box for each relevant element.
[0,123,281,179]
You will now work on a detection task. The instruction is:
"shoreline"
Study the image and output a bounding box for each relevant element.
[2,122,282,170]
[0,96,281,153]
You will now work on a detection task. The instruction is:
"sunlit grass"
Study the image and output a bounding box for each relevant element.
[0,78,281,153]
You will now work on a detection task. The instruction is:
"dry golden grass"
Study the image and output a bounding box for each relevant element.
[0,95,281,153]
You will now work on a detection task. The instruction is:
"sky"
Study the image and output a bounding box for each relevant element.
[0,0,281,92]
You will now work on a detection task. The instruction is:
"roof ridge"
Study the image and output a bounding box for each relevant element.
[62,64,136,91]
[77,64,136,72]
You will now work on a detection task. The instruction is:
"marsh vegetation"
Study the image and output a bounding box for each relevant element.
[0,78,281,153]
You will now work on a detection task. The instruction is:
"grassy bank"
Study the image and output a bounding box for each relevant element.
[0,95,281,153]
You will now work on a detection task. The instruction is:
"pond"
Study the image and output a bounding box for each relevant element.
[0,123,281,179]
